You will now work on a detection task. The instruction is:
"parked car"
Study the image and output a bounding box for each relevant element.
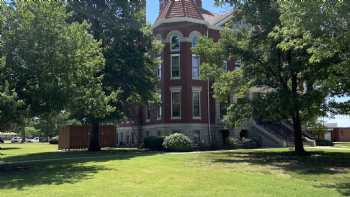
[0,137,4,143]
[32,137,40,143]
[49,136,59,144]
[11,137,22,143]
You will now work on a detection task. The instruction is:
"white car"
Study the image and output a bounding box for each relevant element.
[31,137,40,143]
[11,137,22,143]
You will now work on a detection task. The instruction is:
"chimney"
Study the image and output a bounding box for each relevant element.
[194,0,202,8]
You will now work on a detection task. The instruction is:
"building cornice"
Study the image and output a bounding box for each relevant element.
[152,17,224,31]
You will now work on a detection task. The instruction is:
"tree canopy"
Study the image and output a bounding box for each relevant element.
[195,0,350,155]
[0,1,115,138]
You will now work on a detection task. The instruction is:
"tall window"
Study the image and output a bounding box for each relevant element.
[192,55,200,80]
[171,54,180,79]
[171,89,181,119]
[235,59,242,70]
[192,36,198,48]
[157,57,162,79]
[171,35,180,52]
[192,35,200,80]
[192,90,201,118]
[157,105,162,120]
[223,60,228,71]
[146,103,151,122]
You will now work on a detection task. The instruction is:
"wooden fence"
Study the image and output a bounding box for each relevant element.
[58,125,116,150]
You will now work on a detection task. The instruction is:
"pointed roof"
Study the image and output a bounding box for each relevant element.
[154,0,233,30]
[158,0,204,21]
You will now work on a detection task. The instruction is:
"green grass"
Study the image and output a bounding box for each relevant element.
[335,142,350,148]
[1,143,350,197]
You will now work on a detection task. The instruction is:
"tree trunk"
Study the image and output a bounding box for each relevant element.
[21,127,25,143]
[291,74,306,156]
[88,121,101,151]
[292,111,305,155]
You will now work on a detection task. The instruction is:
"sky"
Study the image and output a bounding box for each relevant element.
[146,0,350,127]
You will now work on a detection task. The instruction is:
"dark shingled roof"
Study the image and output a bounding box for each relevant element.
[156,0,231,27]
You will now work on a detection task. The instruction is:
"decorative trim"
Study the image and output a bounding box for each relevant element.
[152,17,226,31]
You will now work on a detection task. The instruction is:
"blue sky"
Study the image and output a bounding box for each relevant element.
[146,0,232,24]
[146,0,350,127]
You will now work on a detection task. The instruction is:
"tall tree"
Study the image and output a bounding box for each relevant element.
[0,1,26,131]
[67,0,160,149]
[1,1,115,148]
[195,0,349,155]
[67,0,159,112]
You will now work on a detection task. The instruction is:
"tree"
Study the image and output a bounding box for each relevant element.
[196,0,349,155]
[1,1,115,148]
[67,0,159,112]
[67,0,160,149]
[0,1,26,131]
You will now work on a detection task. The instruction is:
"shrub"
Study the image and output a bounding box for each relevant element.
[49,136,58,144]
[163,133,192,152]
[226,137,240,148]
[144,136,164,151]
[316,139,334,146]
[241,138,261,149]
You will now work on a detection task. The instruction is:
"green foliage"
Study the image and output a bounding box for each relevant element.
[0,81,26,130]
[32,112,79,137]
[163,133,192,152]
[316,139,334,147]
[24,126,40,137]
[198,0,350,154]
[67,1,160,119]
[0,1,115,124]
[143,136,164,151]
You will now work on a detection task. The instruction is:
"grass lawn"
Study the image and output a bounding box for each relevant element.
[335,142,350,149]
[1,143,350,197]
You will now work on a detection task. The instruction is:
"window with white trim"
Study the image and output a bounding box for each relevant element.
[171,54,180,79]
[171,35,180,52]
[192,55,200,80]
[235,59,242,70]
[157,104,162,120]
[171,89,181,119]
[223,60,228,71]
[192,36,198,48]
[157,57,162,79]
[192,90,201,119]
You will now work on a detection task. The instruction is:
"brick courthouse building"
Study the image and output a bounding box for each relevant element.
[117,0,236,147]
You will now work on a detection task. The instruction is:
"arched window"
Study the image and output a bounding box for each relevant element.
[192,36,198,48]
[171,35,180,52]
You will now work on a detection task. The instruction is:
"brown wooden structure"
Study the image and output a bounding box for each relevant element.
[331,128,350,142]
[59,125,116,150]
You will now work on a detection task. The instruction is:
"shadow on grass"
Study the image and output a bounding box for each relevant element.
[211,150,350,174]
[0,147,21,151]
[0,149,162,190]
[210,150,350,195]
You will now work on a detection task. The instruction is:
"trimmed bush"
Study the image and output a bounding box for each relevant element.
[144,136,164,150]
[163,133,192,152]
[316,139,334,146]
[241,138,261,149]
